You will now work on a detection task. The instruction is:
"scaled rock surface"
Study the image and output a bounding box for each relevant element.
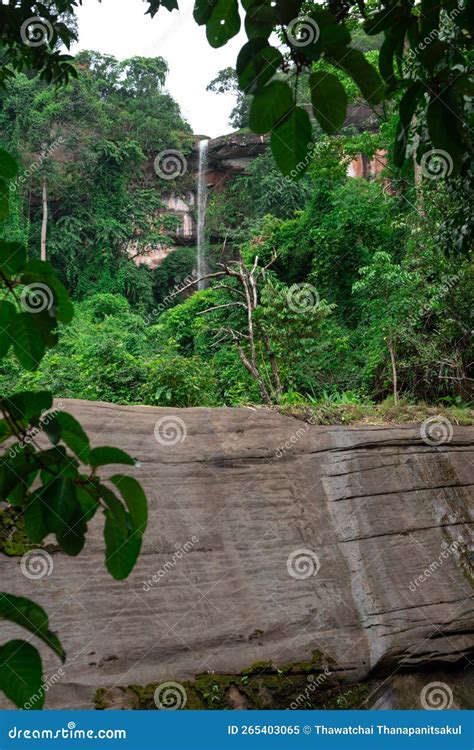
[1,400,473,709]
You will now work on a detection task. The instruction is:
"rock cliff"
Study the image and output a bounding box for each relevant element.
[1,400,472,710]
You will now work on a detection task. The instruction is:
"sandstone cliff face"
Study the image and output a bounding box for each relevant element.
[132,127,390,268]
[1,400,472,709]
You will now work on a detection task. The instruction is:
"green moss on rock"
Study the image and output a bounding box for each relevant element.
[0,506,34,556]
[241,660,274,676]
[93,652,367,711]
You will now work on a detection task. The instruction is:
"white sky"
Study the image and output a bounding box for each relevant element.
[72,0,248,137]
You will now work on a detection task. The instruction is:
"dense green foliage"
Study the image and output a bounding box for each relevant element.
[1,1,471,188]
[0,33,471,409]
[1,50,472,407]
[0,50,192,307]
[2,151,472,406]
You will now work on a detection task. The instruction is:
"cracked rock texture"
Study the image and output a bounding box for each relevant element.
[1,399,473,709]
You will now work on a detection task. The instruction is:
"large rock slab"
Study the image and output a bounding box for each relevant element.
[1,400,473,709]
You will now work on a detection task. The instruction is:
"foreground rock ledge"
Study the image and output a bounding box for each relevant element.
[1,399,473,709]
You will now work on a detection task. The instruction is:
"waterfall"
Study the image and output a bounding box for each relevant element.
[196,139,209,290]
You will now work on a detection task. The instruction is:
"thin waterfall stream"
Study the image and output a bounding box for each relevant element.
[196,139,209,290]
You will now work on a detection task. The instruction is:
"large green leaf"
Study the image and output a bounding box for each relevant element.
[394,82,424,166]
[48,276,74,324]
[0,178,9,221]
[426,95,463,175]
[0,300,16,359]
[20,261,74,325]
[364,6,402,35]
[379,26,406,87]
[56,505,87,556]
[103,490,142,580]
[319,23,351,53]
[0,420,11,443]
[47,411,91,461]
[331,48,385,105]
[146,0,178,15]
[76,482,100,521]
[38,446,77,476]
[7,469,38,507]
[0,148,18,180]
[0,458,39,505]
[309,71,347,134]
[89,446,136,469]
[23,493,49,544]
[32,309,60,350]
[237,41,283,93]
[0,640,44,709]
[12,313,46,370]
[249,80,294,134]
[3,391,53,424]
[41,477,78,538]
[271,106,313,177]
[420,0,440,37]
[194,0,219,24]
[277,0,303,24]
[206,0,241,47]
[0,241,26,276]
[110,475,148,537]
[245,0,277,39]
[0,594,65,661]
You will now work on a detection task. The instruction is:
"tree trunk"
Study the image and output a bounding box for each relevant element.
[235,344,272,405]
[40,175,48,262]
[262,330,282,398]
[387,329,398,405]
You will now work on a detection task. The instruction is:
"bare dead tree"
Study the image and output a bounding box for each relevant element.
[40,174,48,262]
[386,324,398,405]
[173,252,280,404]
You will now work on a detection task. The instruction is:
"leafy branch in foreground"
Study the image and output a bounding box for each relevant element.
[0,1,79,87]
[1,2,471,182]
[0,151,148,709]
[149,0,472,179]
